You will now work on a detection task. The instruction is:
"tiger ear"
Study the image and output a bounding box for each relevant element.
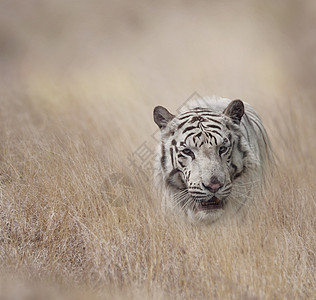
[153,106,175,129]
[223,100,244,125]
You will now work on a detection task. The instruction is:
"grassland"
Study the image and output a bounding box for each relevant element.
[0,1,315,299]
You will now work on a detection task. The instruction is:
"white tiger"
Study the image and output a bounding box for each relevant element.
[153,96,272,224]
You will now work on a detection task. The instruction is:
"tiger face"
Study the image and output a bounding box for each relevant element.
[154,100,249,223]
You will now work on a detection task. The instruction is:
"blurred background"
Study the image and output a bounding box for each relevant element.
[0,2,315,298]
[0,0,315,155]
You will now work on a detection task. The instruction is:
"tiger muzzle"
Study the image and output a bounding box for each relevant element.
[195,196,224,211]
[202,176,224,193]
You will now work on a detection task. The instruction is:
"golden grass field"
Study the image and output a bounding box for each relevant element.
[0,1,315,299]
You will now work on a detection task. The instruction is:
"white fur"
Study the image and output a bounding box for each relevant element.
[154,96,272,224]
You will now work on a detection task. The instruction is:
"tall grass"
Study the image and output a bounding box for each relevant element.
[0,86,315,299]
[0,1,315,298]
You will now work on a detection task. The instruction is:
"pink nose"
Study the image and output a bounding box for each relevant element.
[203,176,223,193]
[204,183,221,193]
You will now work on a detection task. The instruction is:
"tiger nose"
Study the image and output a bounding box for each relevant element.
[203,177,223,193]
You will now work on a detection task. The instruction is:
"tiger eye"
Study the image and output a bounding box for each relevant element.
[153,97,272,224]
[219,146,228,155]
[182,148,193,155]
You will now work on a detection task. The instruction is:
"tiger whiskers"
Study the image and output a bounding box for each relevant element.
[153,97,272,223]
[234,179,261,187]
[172,189,190,211]
[181,197,195,212]
[229,190,254,207]
[172,190,198,213]
[173,189,189,202]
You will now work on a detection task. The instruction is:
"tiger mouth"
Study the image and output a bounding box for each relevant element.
[195,196,224,211]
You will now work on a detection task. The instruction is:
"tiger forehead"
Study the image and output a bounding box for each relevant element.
[170,109,231,146]
[177,109,222,121]
[176,111,224,128]
[178,133,227,147]
[171,121,230,148]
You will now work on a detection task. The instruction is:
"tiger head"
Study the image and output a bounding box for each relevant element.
[153,100,251,223]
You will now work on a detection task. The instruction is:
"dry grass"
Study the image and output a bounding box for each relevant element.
[0,93,315,299]
[0,1,315,299]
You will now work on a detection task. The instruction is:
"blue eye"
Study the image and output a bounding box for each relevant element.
[219,146,228,155]
[182,148,194,158]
